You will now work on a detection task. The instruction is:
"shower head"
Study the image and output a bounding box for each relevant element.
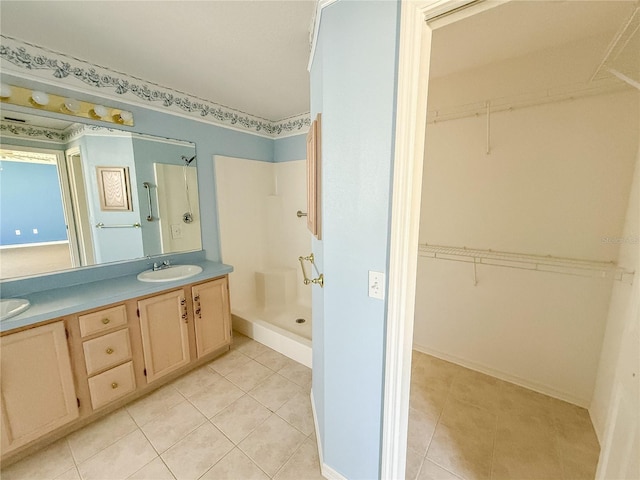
[182,155,196,166]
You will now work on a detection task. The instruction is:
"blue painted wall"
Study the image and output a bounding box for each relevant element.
[310,1,400,478]
[79,134,144,263]
[274,134,306,162]
[132,136,197,256]
[0,160,67,245]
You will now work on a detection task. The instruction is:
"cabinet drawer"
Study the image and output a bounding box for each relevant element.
[83,329,132,376]
[87,362,136,410]
[79,305,127,338]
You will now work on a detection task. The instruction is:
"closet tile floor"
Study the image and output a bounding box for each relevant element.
[407,350,601,480]
[2,334,322,480]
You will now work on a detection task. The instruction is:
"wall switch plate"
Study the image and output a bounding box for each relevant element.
[170,224,183,239]
[368,271,385,300]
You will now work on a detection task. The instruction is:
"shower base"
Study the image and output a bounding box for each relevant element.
[232,304,312,368]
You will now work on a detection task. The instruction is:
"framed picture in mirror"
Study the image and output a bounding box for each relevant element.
[96,166,133,211]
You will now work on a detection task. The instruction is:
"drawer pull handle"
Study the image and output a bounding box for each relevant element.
[194,295,200,301]
[195,308,201,315]
[182,314,188,320]
[102,318,110,325]
[180,299,186,305]
[111,382,118,389]
[106,348,114,355]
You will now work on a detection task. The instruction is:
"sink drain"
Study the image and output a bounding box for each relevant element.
[295,318,306,324]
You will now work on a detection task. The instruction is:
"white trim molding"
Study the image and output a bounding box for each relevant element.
[0,35,310,139]
[307,0,340,72]
[382,1,508,479]
[310,390,347,480]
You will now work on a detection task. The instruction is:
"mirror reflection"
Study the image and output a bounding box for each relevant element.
[0,112,202,280]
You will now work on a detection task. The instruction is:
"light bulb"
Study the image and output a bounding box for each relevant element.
[31,91,50,106]
[63,98,81,113]
[93,104,110,118]
[119,110,133,122]
[0,83,12,98]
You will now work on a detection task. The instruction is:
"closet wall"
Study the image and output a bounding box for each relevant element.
[414,37,639,406]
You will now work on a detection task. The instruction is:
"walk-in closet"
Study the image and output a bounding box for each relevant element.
[407,2,639,479]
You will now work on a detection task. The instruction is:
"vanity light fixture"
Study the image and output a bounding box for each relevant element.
[63,97,81,113]
[0,83,12,98]
[31,91,50,106]
[0,84,134,126]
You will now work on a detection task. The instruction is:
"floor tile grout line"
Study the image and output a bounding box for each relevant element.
[489,410,498,480]
[66,410,140,470]
[270,433,314,479]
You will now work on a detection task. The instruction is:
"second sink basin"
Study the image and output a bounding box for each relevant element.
[0,298,31,322]
[137,265,203,283]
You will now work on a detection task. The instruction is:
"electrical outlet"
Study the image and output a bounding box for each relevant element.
[368,271,385,300]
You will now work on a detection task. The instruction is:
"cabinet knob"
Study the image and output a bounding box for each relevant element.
[195,308,201,315]
[102,318,110,325]
[194,295,200,302]
[111,382,118,389]
[182,314,188,320]
[106,348,114,355]
[180,299,186,305]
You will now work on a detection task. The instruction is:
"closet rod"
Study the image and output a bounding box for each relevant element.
[427,80,628,124]
[419,244,634,283]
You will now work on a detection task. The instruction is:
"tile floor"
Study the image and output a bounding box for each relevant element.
[407,350,601,480]
[1,334,323,480]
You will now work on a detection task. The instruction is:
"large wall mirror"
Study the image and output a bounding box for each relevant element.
[0,111,202,280]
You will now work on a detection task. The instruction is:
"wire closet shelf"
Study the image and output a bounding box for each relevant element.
[419,244,635,283]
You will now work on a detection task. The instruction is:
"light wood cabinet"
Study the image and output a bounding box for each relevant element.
[138,289,191,383]
[87,362,136,410]
[75,304,136,411]
[1,274,231,465]
[0,321,79,453]
[192,277,231,358]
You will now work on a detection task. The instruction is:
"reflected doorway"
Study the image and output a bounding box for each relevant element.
[0,146,78,278]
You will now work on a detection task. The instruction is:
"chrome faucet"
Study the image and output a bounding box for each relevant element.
[153,260,171,271]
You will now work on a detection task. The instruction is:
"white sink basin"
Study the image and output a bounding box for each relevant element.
[137,265,203,283]
[0,298,30,322]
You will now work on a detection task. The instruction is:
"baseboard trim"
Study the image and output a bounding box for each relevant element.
[413,343,590,407]
[310,389,348,480]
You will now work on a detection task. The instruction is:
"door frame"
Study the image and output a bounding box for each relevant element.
[381,1,509,478]
[65,146,95,266]
[0,143,81,268]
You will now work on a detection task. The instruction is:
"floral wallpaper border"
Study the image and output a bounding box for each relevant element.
[0,121,67,143]
[0,36,310,138]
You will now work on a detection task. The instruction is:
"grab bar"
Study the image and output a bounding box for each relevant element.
[143,182,153,221]
[298,253,324,287]
[96,222,142,229]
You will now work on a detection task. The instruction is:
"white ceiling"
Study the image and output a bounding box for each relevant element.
[2,1,636,125]
[0,0,316,121]
[429,0,637,79]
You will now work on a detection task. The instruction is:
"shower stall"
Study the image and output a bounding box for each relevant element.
[215,155,312,367]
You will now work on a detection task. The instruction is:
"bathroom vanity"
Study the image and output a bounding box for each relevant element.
[0,261,232,466]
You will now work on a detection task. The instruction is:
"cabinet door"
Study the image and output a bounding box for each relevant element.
[138,290,190,383]
[1,321,79,453]
[192,277,231,358]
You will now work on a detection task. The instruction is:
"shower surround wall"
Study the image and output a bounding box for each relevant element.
[215,155,311,358]
[414,42,639,406]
